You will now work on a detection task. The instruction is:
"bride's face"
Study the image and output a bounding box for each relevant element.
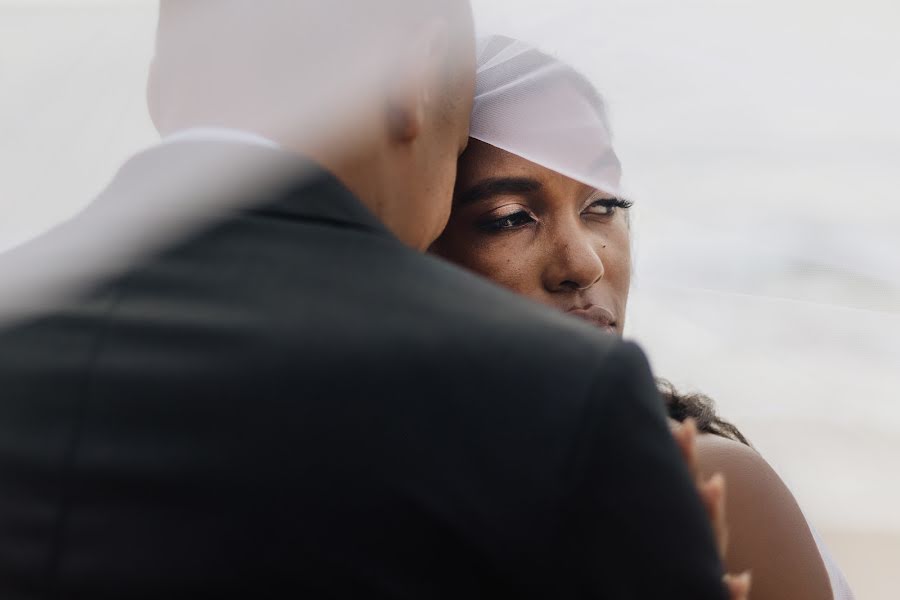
[432,139,632,335]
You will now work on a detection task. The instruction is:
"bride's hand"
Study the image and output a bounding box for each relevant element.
[670,418,752,600]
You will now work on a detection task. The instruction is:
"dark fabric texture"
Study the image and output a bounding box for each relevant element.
[0,144,727,599]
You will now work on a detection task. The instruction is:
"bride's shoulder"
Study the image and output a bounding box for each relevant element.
[694,434,774,483]
[694,433,812,546]
[695,433,834,600]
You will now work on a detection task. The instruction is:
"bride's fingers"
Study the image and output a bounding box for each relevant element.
[683,418,698,480]
[723,571,752,600]
[673,420,732,563]
[667,417,681,433]
[703,472,728,557]
[671,418,699,480]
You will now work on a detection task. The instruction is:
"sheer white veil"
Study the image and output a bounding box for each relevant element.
[469,35,623,198]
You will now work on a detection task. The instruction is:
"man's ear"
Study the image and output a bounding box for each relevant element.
[385,19,450,145]
[386,86,425,144]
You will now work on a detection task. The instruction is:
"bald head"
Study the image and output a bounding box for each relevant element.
[148,0,476,251]
[149,0,474,141]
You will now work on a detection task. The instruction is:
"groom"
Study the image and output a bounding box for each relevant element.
[0,2,727,598]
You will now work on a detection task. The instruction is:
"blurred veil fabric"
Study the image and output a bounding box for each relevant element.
[0,0,466,326]
[469,35,623,197]
[1,2,899,595]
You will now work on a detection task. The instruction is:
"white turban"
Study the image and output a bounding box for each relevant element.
[469,35,623,197]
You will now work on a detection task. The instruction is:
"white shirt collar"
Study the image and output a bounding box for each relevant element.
[161,127,280,150]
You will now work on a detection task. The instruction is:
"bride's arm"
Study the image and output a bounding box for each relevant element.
[696,434,833,600]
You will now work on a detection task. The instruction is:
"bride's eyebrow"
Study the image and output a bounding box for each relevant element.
[456,177,542,206]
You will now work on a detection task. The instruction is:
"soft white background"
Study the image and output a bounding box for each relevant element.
[2,1,898,596]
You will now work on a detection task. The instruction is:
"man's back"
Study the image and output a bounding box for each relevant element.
[0,144,726,599]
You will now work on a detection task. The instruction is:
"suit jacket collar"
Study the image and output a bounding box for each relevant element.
[258,159,391,237]
[0,141,396,324]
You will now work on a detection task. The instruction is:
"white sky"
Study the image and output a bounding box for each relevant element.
[2,1,899,593]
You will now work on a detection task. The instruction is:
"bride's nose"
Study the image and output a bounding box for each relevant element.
[542,230,605,293]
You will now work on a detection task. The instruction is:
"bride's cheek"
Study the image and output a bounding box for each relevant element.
[471,237,524,274]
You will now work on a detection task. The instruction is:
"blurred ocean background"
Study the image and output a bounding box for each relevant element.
[2,1,898,596]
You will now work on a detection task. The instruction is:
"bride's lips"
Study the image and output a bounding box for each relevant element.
[566,305,617,333]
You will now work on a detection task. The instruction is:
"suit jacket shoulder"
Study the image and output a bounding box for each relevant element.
[0,145,725,599]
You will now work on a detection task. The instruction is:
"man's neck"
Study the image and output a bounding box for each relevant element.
[159,124,423,250]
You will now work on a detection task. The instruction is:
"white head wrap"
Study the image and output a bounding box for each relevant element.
[469,35,623,197]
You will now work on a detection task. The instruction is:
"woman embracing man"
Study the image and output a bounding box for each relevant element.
[431,34,852,600]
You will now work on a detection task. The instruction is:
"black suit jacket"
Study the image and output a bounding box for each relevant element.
[0,142,726,599]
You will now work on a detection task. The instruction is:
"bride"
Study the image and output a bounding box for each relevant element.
[432,35,853,600]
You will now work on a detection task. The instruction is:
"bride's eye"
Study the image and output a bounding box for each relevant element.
[583,197,633,218]
[478,210,535,232]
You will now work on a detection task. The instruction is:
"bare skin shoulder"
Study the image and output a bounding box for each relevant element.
[696,434,833,600]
